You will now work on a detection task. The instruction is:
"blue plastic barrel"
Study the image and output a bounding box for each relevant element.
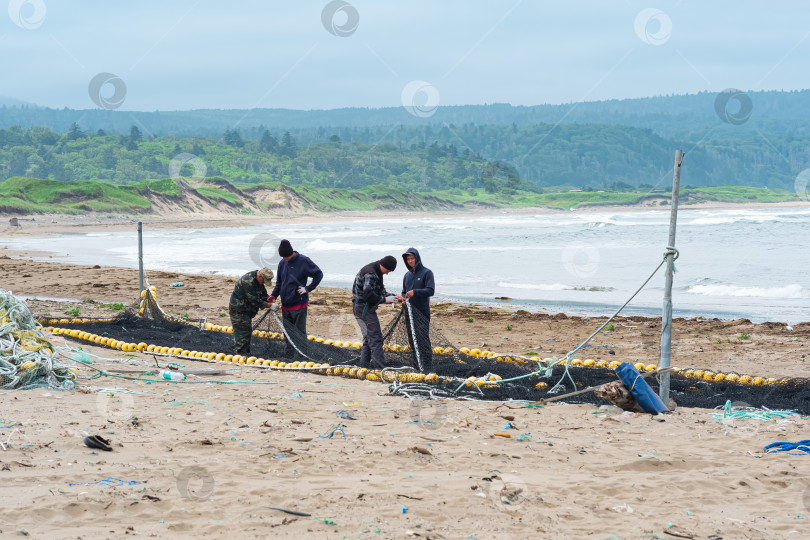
[614,362,669,414]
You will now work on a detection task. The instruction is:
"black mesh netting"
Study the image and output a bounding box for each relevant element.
[50,292,810,413]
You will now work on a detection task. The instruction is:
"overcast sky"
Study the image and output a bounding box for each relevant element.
[1,1,808,111]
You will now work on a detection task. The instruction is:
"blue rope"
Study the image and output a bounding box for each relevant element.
[317,422,346,440]
[68,477,142,487]
[763,440,810,455]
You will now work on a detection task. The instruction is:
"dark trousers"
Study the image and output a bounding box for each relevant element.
[405,308,432,373]
[230,311,253,355]
[353,303,384,369]
[282,308,307,358]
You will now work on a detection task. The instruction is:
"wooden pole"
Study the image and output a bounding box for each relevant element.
[137,221,144,294]
[659,150,684,403]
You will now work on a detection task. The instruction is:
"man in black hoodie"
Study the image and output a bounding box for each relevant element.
[397,248,435,372]
[352,255,398,369]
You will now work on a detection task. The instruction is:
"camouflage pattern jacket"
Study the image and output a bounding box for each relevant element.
[352,261,389,311]
[229,270,270,317]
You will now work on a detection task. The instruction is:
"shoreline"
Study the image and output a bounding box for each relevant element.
[2,252,808,379]
[2,199,808,237]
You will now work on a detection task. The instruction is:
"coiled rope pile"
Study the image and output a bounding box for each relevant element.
[0,289,77,390]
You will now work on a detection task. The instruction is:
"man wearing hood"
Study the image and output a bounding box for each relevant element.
[397,248,435,372]
[352,255,399,370]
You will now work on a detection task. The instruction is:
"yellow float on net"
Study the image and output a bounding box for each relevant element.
[469,349,481,357]
[571,359,583,366]
[725,374,739,383]
[357,368,369,379]
[752,376,766,386]
[536,382,548,390]
[738,375,753,384]
[425,373,439,384]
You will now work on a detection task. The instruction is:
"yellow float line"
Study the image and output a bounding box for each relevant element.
[40,321,788,388]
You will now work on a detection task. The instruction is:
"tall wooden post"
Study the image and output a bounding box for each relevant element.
[659,150,684,403]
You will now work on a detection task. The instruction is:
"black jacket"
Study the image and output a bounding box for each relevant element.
[352,260,390,310]
[401,247,434,317]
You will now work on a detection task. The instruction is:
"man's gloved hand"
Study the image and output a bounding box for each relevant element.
[384,295,397,304]
[297,286,307,295]
[269,303,279,312]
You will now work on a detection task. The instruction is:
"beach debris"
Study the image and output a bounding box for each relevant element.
[611,503,633,513]
[317,422,346,440]
[83,435,113,452]
[169,282,184,287]
[763,440,810,455]
[335,410,356,420]
[313,517,337,526]
[0,289,77,390]
[401,505,408,514]
[594,381,644,413]
[786,325,794,332]
[67,477,141,487]
[261,505,311,517]
[493,432,511,438]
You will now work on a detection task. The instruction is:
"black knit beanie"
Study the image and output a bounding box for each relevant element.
[278,239,294,258]
[380,255,397,271]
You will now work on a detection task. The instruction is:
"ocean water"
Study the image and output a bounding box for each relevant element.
[2,207,809,324]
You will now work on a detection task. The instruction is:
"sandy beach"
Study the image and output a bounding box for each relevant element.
[2,212,810,539]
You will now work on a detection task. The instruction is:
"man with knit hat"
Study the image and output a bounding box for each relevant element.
[269,239,323,356]
[352,255,398,370]
[229,267,274,355]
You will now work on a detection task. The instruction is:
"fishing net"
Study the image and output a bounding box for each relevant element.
[44,288,810,413]
[0,289,77,390]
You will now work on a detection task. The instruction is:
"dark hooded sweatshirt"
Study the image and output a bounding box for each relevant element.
[401,247,434,318]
